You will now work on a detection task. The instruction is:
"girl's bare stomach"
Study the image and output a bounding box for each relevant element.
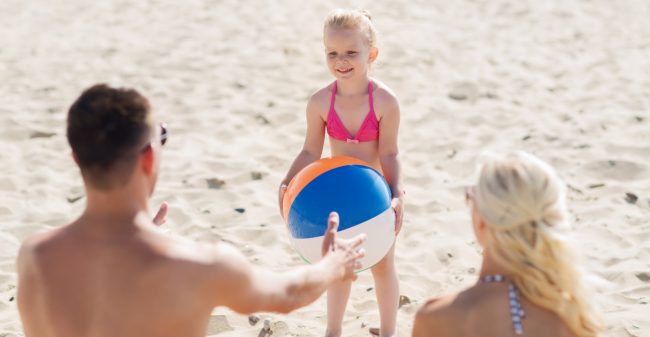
[329,138,382,173]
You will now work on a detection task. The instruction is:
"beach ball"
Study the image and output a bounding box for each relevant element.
[282,156,395,271]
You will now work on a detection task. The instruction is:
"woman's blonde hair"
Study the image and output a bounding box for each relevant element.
[473,152,603,337]
[324,8,377,49]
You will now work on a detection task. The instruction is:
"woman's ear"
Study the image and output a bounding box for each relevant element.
[472,206,488,247]
[71,151,79,165]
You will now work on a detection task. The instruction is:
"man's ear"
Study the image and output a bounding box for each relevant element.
[368,47,379,63]
[141,145,155,175]
[72,151,79,165]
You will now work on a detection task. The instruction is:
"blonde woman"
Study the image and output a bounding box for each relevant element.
[413,152,603,337]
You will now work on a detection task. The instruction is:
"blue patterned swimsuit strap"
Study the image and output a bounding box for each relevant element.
[478,274,526,335]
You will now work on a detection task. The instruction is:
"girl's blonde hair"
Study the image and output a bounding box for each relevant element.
[473,152,603,337]
[324,9,377,49]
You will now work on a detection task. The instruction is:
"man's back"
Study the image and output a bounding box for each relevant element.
[18,216,216,337]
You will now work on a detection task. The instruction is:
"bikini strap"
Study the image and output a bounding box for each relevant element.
[368,81,375,113]
[329,81,337,112]
[478,274,525,335]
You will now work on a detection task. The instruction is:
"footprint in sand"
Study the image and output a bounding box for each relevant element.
[579,160,649,181]
[636,273,650,283]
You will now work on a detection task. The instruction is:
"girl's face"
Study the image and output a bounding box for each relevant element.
[324,27,377,80]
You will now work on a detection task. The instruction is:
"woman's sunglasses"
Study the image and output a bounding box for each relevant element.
[465,186,475,206]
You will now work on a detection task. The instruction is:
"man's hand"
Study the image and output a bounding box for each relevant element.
[152,202,168,226]
[321,212,366,282]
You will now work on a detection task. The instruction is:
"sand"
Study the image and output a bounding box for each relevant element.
[1,0,649,336]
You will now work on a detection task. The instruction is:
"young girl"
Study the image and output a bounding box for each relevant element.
[278,9,404,337]
[413,152,603,337]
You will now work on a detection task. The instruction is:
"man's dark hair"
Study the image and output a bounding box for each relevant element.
[67,84,152,190]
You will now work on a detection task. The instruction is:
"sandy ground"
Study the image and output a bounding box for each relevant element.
[0,0,649,336]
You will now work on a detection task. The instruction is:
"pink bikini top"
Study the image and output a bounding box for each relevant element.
[326,81,379,143]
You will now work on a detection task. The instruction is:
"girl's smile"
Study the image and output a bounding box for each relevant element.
[336,67,353,74]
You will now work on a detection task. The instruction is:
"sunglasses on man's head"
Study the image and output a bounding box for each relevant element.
[141,123,168,152]
[159,123,168,146]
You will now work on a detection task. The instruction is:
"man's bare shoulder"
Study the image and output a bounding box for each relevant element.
[16,225,74,304]
[156,236,254,306]
[151,232,251,283]
[16,227,69,337]
[17,226,68,266]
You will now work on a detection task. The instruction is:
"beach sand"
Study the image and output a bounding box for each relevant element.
[0,0,649,336]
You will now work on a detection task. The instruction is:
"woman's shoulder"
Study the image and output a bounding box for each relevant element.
[416,285,512,337]
[414,293,461,337]
[417,292,461,316]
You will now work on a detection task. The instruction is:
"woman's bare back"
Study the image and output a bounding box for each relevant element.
[413,282,577,337]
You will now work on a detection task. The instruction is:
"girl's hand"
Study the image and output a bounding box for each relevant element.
[278,183,288,217]
[152,202,168,226]
[391,197,404,235]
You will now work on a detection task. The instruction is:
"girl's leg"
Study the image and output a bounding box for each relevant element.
[325,281,352,337]
[371,244,398,337]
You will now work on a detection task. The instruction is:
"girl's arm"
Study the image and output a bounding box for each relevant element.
[378,95,404,234]
[279,98,326,213]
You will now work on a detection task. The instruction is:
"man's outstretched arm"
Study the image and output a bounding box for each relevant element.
[207,212,365,314]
